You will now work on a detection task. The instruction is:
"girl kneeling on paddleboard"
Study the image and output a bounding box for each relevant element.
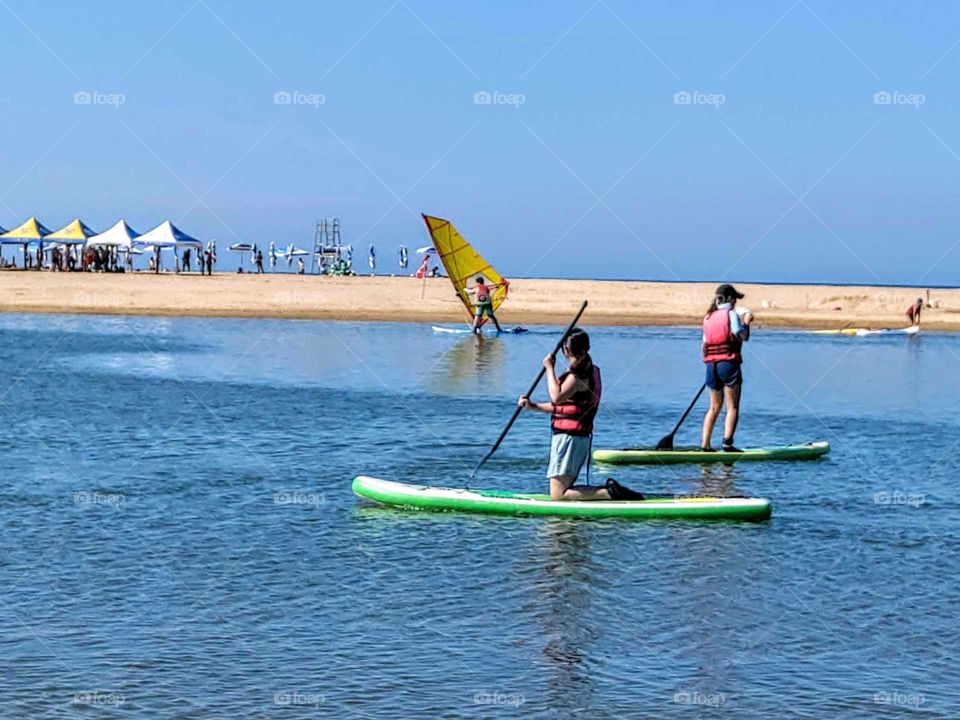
[701,284,752,452]
[518,329,643,501]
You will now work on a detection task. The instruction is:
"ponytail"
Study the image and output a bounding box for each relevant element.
[564,328,594,379]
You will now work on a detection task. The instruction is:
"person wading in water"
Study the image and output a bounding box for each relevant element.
[701,284,752,452]
[905,298,923,328]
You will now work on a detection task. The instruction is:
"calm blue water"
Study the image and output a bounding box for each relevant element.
[0,314,957,718]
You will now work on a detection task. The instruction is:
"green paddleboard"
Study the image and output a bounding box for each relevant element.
[592,441,830,465]
[352,476,772,522]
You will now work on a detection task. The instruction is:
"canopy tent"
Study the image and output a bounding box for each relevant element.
[0,217,53,244]
[136,220,202,250]
[86,220,141,249]
[44,219,98,245]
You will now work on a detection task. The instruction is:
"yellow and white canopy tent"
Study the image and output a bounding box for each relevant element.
[0,217,53,244]
[44,219,98,246]
[421,214,510,327]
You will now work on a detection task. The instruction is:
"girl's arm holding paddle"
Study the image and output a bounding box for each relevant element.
[518,354,578,412]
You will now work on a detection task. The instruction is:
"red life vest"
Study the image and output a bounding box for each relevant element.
[551,365,602,436]
[703,310,741,363]
[475,283,491,303]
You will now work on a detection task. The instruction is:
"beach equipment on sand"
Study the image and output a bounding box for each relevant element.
[593,441,830,465]
[229,242,255,268]
[352,476,772,522]
[281,244,309,268]
[655,384,706,450]
[86,220,141,249]
[421,214,511,330]
[470,301,587,479]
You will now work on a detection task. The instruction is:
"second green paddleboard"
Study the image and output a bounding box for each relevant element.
[593,441,830,465]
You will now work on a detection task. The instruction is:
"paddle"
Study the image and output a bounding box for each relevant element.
[654,384,706,451]
[469,300,588,478]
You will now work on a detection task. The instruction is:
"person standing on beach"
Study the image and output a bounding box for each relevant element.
[518,329,643,501]
[297,257,305,274]
[701,284,752,452]
[468,276,503,334]
[255,250,264,274]
[906,298,923,327]
[414,254,429,278]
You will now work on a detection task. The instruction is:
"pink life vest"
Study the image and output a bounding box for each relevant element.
[703,310,741,363]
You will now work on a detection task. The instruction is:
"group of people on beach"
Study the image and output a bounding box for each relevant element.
[518,283,752,501]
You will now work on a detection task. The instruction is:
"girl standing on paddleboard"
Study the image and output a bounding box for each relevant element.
[701,284,752,452]
[519,329,643,501]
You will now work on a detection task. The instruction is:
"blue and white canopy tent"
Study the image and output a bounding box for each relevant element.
[136,220,202,273]
[137,220,202,250]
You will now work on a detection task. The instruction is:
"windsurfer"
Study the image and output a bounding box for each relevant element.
[468,276,503,334]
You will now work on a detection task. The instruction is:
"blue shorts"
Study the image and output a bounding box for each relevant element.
[705,361,742,390]
[547,433,591,480]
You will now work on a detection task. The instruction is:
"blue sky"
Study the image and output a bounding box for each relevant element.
[1,0,959,283]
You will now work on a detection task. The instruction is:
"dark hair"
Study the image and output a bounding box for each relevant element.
[564,328,593,377]
[476,276,485,283]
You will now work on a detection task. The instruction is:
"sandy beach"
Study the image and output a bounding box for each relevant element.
[0,271,957,331]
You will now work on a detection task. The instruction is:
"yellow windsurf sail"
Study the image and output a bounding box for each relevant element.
[421,214,509,326]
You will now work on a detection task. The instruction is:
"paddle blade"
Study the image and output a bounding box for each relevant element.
[655,434,674,451]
